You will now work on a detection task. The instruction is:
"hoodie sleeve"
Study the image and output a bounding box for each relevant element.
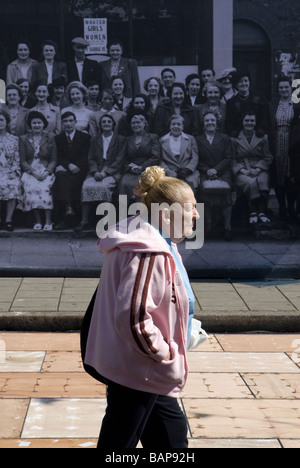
[114,252,171,363]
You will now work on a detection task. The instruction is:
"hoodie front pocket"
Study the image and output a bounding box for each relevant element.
[149,341,186,385]
[127,348,155,381]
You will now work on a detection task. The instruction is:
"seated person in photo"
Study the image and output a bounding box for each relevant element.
[76,114,126,231]
[0,108,21,232]
[54,111,90,229]
[159,114,200,193]
[19,111,57,231]
[232,112,273,225]
[196,112,234,241]
[118,111,160,203]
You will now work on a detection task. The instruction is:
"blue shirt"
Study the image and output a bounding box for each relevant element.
[146,219,195,349]
[164,237,195,350]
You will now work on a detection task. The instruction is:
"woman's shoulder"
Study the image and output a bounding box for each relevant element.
[5,132,19,144]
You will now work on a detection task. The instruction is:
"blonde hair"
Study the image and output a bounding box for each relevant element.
[134,166,190,212]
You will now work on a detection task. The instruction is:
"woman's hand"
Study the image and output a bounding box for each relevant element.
[164,348,172,361]
[207,168,218,179]
[94,171,105,181]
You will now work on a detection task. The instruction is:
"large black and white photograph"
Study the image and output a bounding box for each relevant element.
[0,0,300,451]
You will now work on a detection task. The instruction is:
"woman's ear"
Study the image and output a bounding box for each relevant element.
[162,207,171,225]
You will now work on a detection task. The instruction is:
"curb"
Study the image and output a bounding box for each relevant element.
[1,265,300,280]
[1,309,300,333]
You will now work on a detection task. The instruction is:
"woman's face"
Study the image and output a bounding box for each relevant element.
[188,78,201,97]
[167,187,199,243]
[53,86,65,99]
[31,118,45,134]
[101,116,114,133]
[88,84,100,100]
[243,114,256,132]
[172,87,185,107]
[134,97,146,110]
[237,76,250,94]
[17,43,30,61]
[102,92,114,110]
[220,75,233,91]
[7,89,21,106]
[35,85,49,102]
[70,87,84,105]
[206,85,221,102]
[43,45,56,61]
[131,115,146,133]
[18,81,30,97]
[170,118,184,137]
[0,114,7,131]
[147,79,160,96]
[112,79,124,96]
[203,113,217,133]
[109,44,123,61]
[278,81,292,99]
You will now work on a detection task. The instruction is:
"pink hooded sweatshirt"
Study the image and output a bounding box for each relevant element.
[84,215,189,398]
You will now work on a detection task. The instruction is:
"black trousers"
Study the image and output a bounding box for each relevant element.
[54,171,85,205]
[97,380,188,449]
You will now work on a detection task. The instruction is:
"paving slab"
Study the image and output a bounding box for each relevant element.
[184,399,300,440]
[0,332,300,448]
[22,398,106,439]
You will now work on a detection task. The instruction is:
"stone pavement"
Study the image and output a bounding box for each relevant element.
[0,331,300,449]
[0,277,300,332]
[0,229,299,279]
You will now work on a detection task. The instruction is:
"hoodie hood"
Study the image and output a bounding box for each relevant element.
[98,215,171,255]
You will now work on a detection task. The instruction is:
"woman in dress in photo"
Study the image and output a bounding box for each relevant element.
[0,108,21,231]
[19,111,57,230]
[4,84,28,137]
[159,114,200,193]
[64,81,94,134]
[151,82,198,137]
[31,39,68,87]
[232,112,273,225]
[111,76,132,112]
[144,77,163,121]
[196,112,234,240]
[98,40,141,98]
[269,76,297,221]
[119,112,160,202]
[6,41,37,85]
[196,81,227,133]
[31,82,61,135]
[77,114,126,231]
[89,88,126,137]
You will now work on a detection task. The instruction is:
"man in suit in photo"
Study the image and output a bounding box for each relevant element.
[54,111,91,229]
[66,37,100,86]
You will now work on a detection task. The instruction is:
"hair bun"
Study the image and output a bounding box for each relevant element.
[134,166,166,197]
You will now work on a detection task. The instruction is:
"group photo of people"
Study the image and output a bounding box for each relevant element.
[0,36,300,240]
